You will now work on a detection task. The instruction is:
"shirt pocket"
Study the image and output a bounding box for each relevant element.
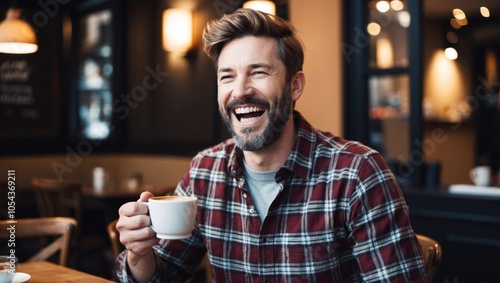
[282,232,340,271]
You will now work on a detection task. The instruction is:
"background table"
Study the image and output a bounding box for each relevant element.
[82,183,176,199]
[17,261,114,282]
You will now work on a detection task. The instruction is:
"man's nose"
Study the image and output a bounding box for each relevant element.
[232,77,253,100]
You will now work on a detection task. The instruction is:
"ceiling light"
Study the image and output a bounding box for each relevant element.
[397,11,411,28]
[444,47,458,60]
[452,9,466,20]
[480,7,490,18]
[376,1,390,13]
[0,8,38,54]
[390,0,404,11]
[367,22,381,36]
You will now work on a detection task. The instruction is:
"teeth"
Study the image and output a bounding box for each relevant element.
[240,116,260,123]
[235,107,263,114]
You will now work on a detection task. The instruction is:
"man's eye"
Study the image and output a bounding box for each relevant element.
[252,71,268,76]
[220,75,233,81]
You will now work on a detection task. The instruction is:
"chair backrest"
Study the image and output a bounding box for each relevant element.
[416,233,442,282]
[0,217,76,266]
[107,219,124,259]
[31,177,83,228]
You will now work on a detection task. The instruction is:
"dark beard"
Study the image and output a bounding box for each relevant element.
[220,84,293,151]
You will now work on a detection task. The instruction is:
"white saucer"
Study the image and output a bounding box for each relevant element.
[13,272,30,283]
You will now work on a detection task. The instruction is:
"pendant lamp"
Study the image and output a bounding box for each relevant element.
[0,8,38,54]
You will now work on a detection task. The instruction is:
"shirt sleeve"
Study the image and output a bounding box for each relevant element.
[347,153,427,282]
[114,228,206,282]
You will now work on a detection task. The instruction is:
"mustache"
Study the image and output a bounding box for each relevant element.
[225,97,270,114]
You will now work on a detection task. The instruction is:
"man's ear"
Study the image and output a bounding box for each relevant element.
[290,71,306,102]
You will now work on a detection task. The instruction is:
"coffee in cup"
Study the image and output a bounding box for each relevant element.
[145,196,198,239]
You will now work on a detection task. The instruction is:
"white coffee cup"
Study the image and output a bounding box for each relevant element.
[470,166,491,186]
[0,256,16,283]
[145,196,198,239]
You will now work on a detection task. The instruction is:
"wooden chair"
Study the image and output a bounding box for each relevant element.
[107,219,212,283]
[31,177,82,226]
[416,234,442,282]
[0,217,76,266]
[107,219,124,259]
[31,177,107,269]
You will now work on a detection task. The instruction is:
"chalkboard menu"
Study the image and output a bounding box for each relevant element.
[0,7,60,139]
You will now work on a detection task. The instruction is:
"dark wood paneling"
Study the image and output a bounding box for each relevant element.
[404,188,500,282]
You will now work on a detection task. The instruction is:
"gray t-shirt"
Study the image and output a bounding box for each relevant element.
[243,160,281,222]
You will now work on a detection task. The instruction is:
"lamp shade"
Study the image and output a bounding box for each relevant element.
[0,8,38,54]
[162,8,192,52]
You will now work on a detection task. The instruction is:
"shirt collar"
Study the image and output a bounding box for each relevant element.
[227,111,316,182]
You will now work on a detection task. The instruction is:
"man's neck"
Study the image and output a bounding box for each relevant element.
[243,117,297,172]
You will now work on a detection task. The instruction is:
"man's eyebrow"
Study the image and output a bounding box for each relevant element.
[249,63,272,69]
[217,63,272,74]
[217,67,232,74]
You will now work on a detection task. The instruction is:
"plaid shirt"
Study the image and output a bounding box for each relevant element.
[115,112,426,283]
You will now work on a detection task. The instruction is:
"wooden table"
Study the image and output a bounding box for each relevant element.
[17,261,114,282]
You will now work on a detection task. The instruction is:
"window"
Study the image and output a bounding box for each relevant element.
[343,0,423,186]
[76,9,113,140]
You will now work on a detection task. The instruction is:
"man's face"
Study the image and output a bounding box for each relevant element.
[217,36,293,151]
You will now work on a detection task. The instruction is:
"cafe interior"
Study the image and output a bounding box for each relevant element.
[0,0,499,282]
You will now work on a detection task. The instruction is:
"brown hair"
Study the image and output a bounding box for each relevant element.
[202,8,304,82]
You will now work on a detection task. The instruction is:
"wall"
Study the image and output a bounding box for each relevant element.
[0,154,191,188]
[422,19,476,185]
[423,19,473,122]
[289,0,343,136]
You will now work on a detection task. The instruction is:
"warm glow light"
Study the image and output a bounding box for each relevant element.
[480,6,490,18]
[485,48,498,83]
[367,22,381,36]
[444,47,458,60]
[162,8,192,52]
[243,1,276,15]
[390,0,404,11]
[446,31,458,44]
[0,8,38,54]
[376,38,394,68]
[397,11,411,28]
[450,18,461,29]
[456,17,468,26]
[425,50,464,121]
[452,8,466,20]
[376,1,390,13]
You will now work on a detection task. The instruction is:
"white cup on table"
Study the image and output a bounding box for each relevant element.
[470,166,491,187]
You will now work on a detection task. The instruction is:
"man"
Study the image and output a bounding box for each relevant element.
[115,8,426,282]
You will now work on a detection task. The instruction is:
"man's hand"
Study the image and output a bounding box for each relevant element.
[117,191,160,255]
[116,191,160,282]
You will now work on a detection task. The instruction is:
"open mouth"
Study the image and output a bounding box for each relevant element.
[234,106,266,123]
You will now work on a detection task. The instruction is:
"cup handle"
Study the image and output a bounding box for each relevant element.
[143,202,155,231]
[470,168,476,183]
